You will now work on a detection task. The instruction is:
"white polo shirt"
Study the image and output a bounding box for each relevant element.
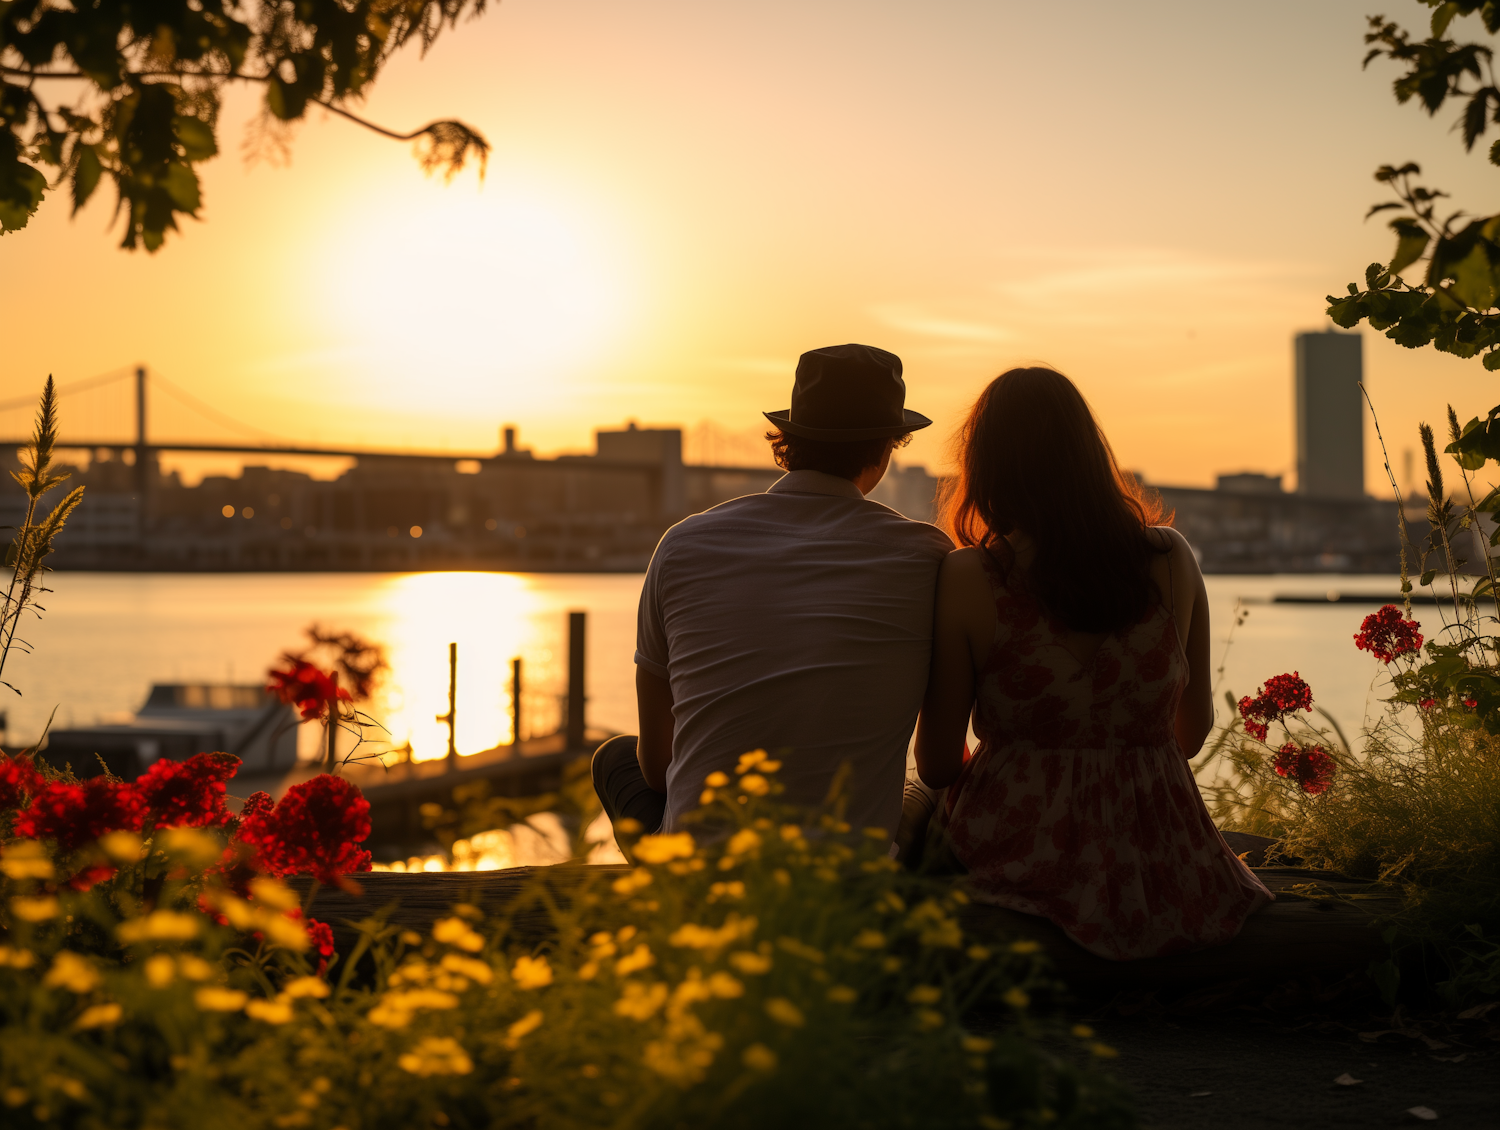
[635,470,954,833]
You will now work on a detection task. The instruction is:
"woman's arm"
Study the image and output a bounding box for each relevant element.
[914,549,989,788]
[1161,529,1214,757]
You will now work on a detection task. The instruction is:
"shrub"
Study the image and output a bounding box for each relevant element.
[0,752,1134,1129]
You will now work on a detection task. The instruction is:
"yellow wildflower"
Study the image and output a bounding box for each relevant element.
[706,971,743,998]
[1002,987,1030,1010]
[852,929,886,949]
[877,891,907,914]
[44,953,100,994]
[11,896,60,921]
[0,844,54,880]
[643,1012,724,1086]
[907,985,942,1005]
[97,831,144,864]
[431,917,484,953]
[962,1035,994,1054]
[704,771,730,788]
[159,827,220,868]
[773,868,791,886]
[398,930,423,946]
[764,998,804,1027]
[906,900,964,949]
[178,955,215,981]
[736,750,767,773]
[260,914,311,952]
[249,878,301,911]
[441,954,493,985]
[779,824,805,842]
[504,1008,544,1047]
[612,868,653,894]
[398,1037,474,1077]
[578,961,598,980]
[614,980,669,1020]
[283,976,331,999]
[617,925,638,943]
[699,789,716,806]
[1071,1024,1095,1039]
[195,987,249,1012]
[1009,939,1041,955]
[708,881,745,902]
[979,1118,1013,1130]
[615,943,656,976]
[739,774,769,796]
[914,1008,945,1031]
[1090,1042,1119,1059]
[826,985,857,1003]
[759,759,782,773]
[725,828,761,857]
[0,1088,24,1108]
[117,910,200,943]
[632,833,695,864]
[44,1075,87,1101]
[669,914,757,953]
[742,1043,778,1072]
[967,945,992,962]
[245,997,295,1024]
[881,956,902,973]
[74,1003,122,1030]
[511,955,553,990]
[862,827,891,840]
[0,946,36,969]
[616,817,643,835]
[728,950,772,975]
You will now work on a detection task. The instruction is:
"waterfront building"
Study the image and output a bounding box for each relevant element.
[1294,328,1365,498]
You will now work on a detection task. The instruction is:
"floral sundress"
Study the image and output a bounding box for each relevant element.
[930,551,1273,960]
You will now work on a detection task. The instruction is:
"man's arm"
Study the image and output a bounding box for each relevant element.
[635,666,676,792]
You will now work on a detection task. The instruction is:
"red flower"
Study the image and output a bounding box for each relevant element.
[1463,695,1478,709]
[239,791,274,820]
[0,754,43,812]
[14,778,146,854]
[1238,672,1314,742]
[1420,697,1438,710]
[1273,742,1337,795]
[267,659,351,722]
[236,775,372,884]
[1354,605,1424,663]
[135,754,238,829]
[67,863,118,891]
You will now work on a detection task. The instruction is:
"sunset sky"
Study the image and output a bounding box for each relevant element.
[1,0,1495,492]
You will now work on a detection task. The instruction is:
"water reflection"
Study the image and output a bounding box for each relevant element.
[369,572,567,762]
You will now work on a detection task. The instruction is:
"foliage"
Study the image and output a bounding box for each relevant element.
[0,377,83,698]
[1197,583,1500,1004]
[1325,3,1500,368]
[0,751,1136,1129]
[0,0,490,249]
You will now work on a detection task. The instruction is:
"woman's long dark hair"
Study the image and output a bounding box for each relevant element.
[941,367,1172,633]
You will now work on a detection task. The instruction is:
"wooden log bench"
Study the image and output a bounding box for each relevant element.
[295,840,1394,992]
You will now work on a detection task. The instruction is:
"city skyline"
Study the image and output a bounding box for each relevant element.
[2,0,1496,494]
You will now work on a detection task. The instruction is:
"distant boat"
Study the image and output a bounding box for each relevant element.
[41,684,299,780]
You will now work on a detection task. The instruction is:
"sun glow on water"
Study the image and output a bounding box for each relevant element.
[369,571,569,763]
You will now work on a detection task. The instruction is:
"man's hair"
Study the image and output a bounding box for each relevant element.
[765,429,912,480]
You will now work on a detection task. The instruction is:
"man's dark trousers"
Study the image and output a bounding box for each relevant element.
[591,735,667,834]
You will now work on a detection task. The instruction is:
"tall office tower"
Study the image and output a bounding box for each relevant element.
[1294,329,1365,497]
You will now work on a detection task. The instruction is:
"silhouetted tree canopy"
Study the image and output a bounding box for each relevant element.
[1328,2,1500,374]
[1,0,490,250]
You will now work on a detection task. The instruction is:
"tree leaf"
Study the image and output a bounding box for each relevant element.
[1486,350,1500,370]
[1491,138,1500,167]
[71,145,101,214]
[1390,218,1431,276]
[163,163,200,213]
[174,116,218,162]
[1449,241,1500,310]
[1421,569,1438,586]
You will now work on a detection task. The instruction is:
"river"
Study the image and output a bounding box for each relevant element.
[0,571,1449,760]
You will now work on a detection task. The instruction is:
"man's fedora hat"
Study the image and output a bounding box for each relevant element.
[763,343,933,442]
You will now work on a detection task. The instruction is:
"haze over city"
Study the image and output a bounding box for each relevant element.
[2,0,1496,492]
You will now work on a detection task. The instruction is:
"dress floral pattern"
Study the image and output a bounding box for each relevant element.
[931,552,1272,960]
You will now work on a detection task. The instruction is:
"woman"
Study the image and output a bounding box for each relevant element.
[913,367,1271,961]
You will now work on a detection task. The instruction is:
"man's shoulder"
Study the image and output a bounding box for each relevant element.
[655,493,953,560]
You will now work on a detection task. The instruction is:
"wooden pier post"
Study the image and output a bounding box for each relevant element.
[510,657,522,747]
[438,642,457,771]
[566,613,585,751]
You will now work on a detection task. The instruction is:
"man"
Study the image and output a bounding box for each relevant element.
[592,343,953,837]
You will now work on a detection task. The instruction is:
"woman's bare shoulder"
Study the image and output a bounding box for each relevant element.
[939,546,991,592]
